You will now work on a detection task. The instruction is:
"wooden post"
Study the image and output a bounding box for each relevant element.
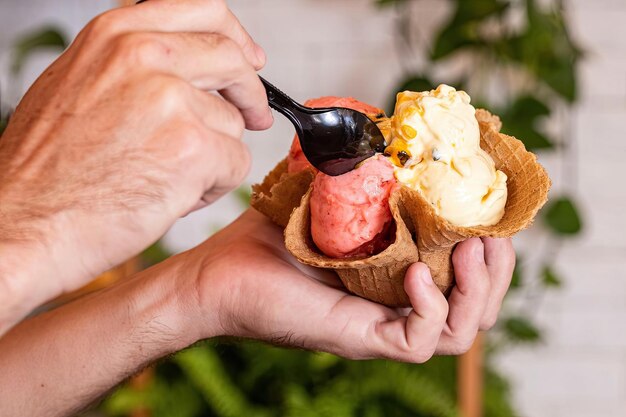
[458,332,484,417]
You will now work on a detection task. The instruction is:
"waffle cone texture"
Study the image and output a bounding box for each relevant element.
[251,109,551,307]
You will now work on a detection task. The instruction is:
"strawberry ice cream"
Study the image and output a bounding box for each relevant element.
[287,97,385,173]
[310,155,397,258]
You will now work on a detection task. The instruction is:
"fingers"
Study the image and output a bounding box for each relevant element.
[107,32,272,130]
[188,89,245,138]
[436,238,491,355]
[247,261,450,363]
[197,132,251,206]
[366,263,448,362]
[147,85,252,210]
[93,0,265,70]
[186,92,253,205]
[480,238,515,330]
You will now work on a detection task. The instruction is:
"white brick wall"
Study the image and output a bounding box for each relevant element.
[1,1,625,416]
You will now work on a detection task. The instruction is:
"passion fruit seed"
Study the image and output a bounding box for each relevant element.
[397,150,410,166]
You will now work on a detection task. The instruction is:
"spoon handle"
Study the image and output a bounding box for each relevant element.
[259,76,306,129]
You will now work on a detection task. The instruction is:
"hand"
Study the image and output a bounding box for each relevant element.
[0,210,514,416]
[0,0,272,323]
[188,209,515,361]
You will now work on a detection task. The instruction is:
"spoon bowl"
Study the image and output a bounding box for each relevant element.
[260,77,387,176]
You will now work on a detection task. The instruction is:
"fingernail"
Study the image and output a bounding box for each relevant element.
[418,267,434,286]
[474,240,485,262]
[254,43,266,67]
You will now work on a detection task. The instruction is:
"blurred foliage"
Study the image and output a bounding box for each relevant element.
[141,241,172,267]
[11,26,68,74]
[98,1,583,416]
[102,341,518,417]
[544,196,583,235]
[1,26,67,137]
[498,95,552,150]
[0,117,7,137]
[502,317,542,343]
[233,185,253,207]
[541,265,562,287]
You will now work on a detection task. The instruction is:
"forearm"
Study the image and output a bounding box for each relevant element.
[0,252,204,417]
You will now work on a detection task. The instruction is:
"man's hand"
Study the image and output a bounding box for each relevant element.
[189,209,516,362]
[0,209,514,416]
[0,0,272,330]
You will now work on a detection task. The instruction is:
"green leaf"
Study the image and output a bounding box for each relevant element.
[175,346,270,417]
[234,185,252,208]
[375,0,407,6]
[0,118,7,137]
[544,196,583,235]
[483,367,516,417]
[141,240,172,266]
[11,27,68,74]
[503,317,541,342]
[509,256,523,289]
[504,0,582,101]
[431,0,510,60]
[499,95,554,150]
[541,265,562,287]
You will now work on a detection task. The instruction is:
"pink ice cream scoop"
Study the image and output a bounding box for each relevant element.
[287,97,385,174]
[310,155,397,258]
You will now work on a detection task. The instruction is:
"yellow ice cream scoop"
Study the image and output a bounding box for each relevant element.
[385,84,508,227]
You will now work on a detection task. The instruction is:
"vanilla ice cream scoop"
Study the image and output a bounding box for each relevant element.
[384,84,507,227]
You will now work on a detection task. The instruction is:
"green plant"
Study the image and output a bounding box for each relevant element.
[98,1,583,416]
[0,26,67,136]
[383,0,583,345]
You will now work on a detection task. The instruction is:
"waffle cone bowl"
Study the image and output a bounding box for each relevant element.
[252,108,550,307]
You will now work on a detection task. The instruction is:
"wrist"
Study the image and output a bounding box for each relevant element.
[133,250,216,351]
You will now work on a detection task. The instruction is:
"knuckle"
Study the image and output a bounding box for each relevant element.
[214,138,251,190]
[432,299,450,323]
[204,95,245,137]
[176,123,206,157]
[81,10,124,42]
[222,101,246,137]
[152,77,190,113]
[451,336,475,355]
[210,34,247,69]
[206,0,228,17]
[408,347,436,364]
[111,33,166,69]
[480,315,498,331]
[226,140,251,183]
[160,119,207,166]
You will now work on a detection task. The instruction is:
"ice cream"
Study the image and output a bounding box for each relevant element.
[310,155,396,258]
[287,97,386,173]
[252,87,550,306]
[287,87,507,258]
[384,85,508,227]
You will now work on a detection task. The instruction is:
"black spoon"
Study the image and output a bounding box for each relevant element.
[260,77,387,176]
